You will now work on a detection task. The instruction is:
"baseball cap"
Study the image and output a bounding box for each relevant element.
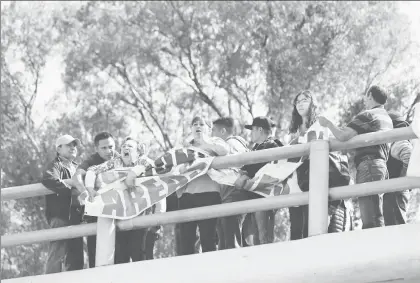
[244,116,276,130]
[55,135,81,149]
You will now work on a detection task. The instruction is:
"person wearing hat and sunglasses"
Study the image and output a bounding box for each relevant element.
[41,134,84,273]
[234,116,283,245]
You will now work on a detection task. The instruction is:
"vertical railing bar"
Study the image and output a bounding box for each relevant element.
[95,217,116,267]
[308,140,330,236]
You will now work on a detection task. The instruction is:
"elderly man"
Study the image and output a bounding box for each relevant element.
[42,134,84,273]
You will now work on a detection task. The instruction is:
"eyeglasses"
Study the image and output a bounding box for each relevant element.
[295,97,311,105]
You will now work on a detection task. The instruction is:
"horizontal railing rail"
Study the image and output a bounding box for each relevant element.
[2,176,419,248]
[1,126,418,270]
[1,127,415,201]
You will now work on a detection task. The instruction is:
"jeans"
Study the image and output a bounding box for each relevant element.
[144,229,160,260]
[289,200,351,240]
[356,158,388,229]
[45,210,84,273]
[84,215,147,266]
[83,215,98,268]
[383,191,410,226]
[289,205,309,240]
[241,191,275,246]
[217,187,249,250]
[114,229,147,264]
[178,192,221,255]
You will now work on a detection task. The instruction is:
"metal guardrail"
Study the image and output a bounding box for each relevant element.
[1,127,418,268]
[2,176,419,248]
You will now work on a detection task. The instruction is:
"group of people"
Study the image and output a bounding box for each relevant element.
[41,85,419,274]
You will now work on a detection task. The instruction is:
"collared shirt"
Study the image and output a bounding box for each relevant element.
[42,156,80,221]
[347,105,393,166]
[57,156,77,179]
[78,151,120,172]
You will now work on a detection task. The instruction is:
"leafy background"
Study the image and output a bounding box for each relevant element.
[1,1,419,279]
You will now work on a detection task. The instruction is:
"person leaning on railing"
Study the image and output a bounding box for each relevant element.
[383,112,413,226]
[41,134,84,274]
[175,115,230,255]
[72,131,118,268]
[234,116,282,245]
[287,90,352,240]
[85,136,166,264]
[211,117,250,250]
[319,85,394,229]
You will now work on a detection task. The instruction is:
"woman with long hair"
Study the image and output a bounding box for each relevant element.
[177,115,230,255]
[289,90,318,136]
[288,90,318,240]
[287,90,352,240]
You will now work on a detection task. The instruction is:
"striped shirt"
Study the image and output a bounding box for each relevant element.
[347,105,393,166]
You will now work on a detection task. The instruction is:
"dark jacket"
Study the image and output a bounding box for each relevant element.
[242,137,283,178]
[42,157,80,222]
[287,135,351,191]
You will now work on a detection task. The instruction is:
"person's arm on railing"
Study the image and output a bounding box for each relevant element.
[193,136,230,156]
[234,141,279,189]
[41,162,73,195]
[319,116,358,142]
[85,158,118,192]
[391,140,413,168]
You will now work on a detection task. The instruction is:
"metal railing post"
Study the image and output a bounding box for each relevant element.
[308,140,330,236]
[95,217,116,267]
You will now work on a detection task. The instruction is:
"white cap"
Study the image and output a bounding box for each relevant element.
[55,135,81,149]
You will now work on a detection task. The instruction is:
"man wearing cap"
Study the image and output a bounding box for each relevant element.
[234,116,283,245]
[42,134,84,273]
[384,112,413,225]
[319,85,393,229]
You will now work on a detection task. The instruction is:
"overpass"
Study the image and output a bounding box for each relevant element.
[1,127,420,282]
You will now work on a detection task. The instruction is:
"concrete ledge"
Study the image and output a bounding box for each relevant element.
[5,224,420,283]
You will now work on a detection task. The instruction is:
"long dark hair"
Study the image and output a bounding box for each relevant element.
[289,90,318,134]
